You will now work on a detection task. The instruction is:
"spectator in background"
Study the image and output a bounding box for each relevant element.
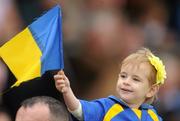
[0,0,23,46]
[0,105,12,121]
[79,10,144,98]
[141,1,169,49]
[0,59,8,104]
[155,53,180,121]
[15,96,71,121]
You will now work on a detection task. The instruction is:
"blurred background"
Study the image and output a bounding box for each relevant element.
[0,0,180,121]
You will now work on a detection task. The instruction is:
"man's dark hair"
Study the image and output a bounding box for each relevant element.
[21,96,71,121]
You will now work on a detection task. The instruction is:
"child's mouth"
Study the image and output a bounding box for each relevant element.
[120,88,133,93]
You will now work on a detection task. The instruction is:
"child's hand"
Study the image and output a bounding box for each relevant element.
[54,70,70,94]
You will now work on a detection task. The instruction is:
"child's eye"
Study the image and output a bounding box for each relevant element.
[120,74,126,78]
[133,78,140,82]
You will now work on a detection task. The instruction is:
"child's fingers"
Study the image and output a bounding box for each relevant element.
[55,80,65,88]
[58,70,64,75]
[55,79,66,85]
[54,70,70,93]
[64,76,69,81]
[58,83,66,89]
[54,75,65,80]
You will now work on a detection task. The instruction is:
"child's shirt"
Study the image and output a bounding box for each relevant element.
[77,95,162,121]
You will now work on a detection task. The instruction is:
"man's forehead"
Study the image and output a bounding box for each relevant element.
[16,103,50,121]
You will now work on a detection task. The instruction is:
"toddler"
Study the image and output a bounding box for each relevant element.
[54,48,166,121]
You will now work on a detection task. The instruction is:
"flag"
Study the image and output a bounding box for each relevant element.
[0,5,64,87]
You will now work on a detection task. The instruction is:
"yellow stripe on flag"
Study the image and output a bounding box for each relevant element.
[0,28,42,87]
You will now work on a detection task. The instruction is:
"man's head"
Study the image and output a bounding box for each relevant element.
[15,96,70,121]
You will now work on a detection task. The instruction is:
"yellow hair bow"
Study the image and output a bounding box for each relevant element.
[148,54,166,85]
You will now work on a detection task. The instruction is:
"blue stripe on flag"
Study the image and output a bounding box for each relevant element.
[29,5,64,74]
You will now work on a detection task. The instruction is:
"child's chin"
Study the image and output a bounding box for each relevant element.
[119,95,132,102]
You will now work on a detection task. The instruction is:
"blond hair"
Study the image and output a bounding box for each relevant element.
[121,48,157,85]
[120,48,158,104]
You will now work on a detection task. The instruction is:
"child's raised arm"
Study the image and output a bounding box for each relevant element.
[54,70,80,112]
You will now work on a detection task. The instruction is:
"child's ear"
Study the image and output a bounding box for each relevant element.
[146,84,160,98]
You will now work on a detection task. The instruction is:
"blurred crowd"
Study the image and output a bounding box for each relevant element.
[0,0,180,121]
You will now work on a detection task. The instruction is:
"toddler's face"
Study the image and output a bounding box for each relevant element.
[116,62,153,107]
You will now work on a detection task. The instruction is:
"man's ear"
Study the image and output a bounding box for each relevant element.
[146,84,160,98]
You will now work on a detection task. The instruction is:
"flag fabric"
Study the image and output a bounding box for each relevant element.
[0,5,64,87]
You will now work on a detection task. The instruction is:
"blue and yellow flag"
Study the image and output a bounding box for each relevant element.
[0,5,64,87]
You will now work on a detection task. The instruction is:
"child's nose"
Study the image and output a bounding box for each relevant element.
[123,78,131,85]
